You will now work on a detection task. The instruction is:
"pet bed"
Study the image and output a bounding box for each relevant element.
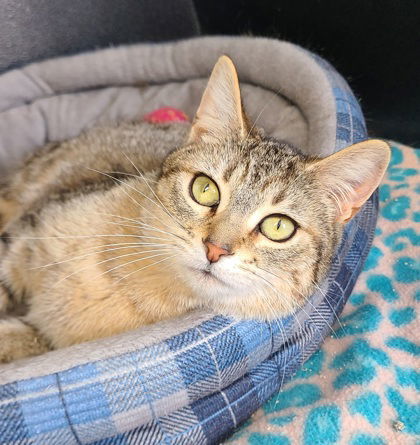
[0,36,374,444]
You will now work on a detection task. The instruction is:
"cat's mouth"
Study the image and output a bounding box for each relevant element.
[191,266,230,286]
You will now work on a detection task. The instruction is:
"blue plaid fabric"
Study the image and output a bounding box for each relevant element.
[0,45,375,444]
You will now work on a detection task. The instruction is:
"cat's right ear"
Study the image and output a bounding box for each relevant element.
[187,55,251,144]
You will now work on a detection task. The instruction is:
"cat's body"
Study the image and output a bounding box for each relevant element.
[0,123,196,356]
[0,56,390,363]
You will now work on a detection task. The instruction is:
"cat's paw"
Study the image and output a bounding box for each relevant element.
[0,318,49,364]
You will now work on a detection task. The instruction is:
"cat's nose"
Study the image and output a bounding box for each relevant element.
[204,241,230,263]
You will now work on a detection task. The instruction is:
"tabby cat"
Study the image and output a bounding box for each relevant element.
[0,56,390,363]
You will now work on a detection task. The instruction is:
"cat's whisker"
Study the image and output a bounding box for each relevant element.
[83,241,170,249]
[87,165,186,235]
[135,220,188,243]
[135,215,160,219]
[252,266,305,334]
[50,248,171,289]
[270,273,334,335]
[287,281,336,334]
[7,234,171,241]
[90,210,179,238]
[122,153,188,233]
[310,280,347,334]
[88,166,186,234]
[99,212,186,242]
[259,275,302,342]
[100,220,181,243]
[261,292,289,391]
[82,241,173,253]
[86,167,168,225]
[104,171,158,183]
[240,265,290,393]
[4,212,164,243]
[247,266,324,408]
[114,254,178,284]
[29,242,171,270]
[95,251,173,282]
[102,220,152,231]
[91,211,148,226]
[299,297,335,334]
[269,264,338,333]
[244,85,285,143]
[100,217,189,246]
[253,265,334,359]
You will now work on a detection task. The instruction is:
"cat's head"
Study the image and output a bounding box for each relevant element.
[154,56,390,318]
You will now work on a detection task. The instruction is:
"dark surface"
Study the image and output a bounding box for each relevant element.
[0,0,200,72]
[194,0,420,145]
[0,0,417,144]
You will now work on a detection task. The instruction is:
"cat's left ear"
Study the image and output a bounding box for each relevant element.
[188,55,251,144]
[308,140,391,223]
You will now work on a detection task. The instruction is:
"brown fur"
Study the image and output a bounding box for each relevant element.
[0,56,390,363]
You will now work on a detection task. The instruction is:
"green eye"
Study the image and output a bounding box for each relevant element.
[190,175,220,207]
[260,214,297,242]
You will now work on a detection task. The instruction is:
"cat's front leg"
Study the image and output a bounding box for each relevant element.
[0,317,50,364]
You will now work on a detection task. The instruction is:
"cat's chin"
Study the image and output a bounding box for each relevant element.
[183,265,253,304]
[188,266,232,290]
[182,265,303,320]
[191,267,228,285]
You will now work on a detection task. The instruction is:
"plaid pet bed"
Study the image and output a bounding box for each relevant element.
[0,40,375,444]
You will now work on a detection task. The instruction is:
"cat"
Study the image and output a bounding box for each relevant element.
[0,56,390,363]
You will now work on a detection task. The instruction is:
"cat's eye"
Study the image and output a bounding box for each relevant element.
[259,214,297,242]
[190,175,220,207]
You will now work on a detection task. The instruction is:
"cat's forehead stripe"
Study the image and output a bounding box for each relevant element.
[223,162,238,182]
[272,189,286,205]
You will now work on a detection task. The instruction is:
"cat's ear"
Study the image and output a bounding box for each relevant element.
[308,140,391,223]
[187,55,251,144]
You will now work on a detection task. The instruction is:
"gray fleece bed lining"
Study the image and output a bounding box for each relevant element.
[0,37,337,172]
[0,36,337,381]
[0,80,308,173]
[0,82,307,157]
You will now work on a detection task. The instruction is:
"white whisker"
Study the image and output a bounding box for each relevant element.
[115,254,177,284]
[7,234,170,241]
[86,167,166,225]
[91,210,181,242]
[30,242,171,270]
[136,220,187,242]
[51,248,170,288]
[87,165,186,236]
[253,266,306,334]
[122,152,188,233]
[244,85,285,143]
[98,212,186,242]
[97,251,173,282]
[239,265,289,391]
[311,280,346,334]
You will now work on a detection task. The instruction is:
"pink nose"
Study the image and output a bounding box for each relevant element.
[204,241,229,263]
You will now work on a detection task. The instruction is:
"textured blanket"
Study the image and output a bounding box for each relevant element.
[227,141,419,445]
